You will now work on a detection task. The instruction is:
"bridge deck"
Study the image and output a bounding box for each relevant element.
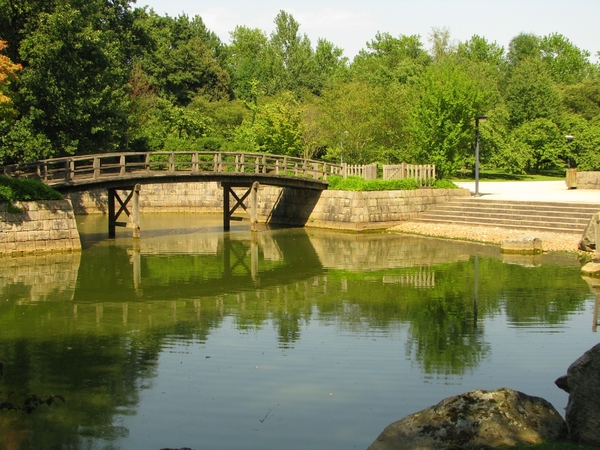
[2,151,340,191]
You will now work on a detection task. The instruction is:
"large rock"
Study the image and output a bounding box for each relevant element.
[578,213,599,252]
[368,388,566,450]
[554,343,600,446]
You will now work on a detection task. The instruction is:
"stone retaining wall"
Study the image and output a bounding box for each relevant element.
[577,171,600,189]
[0,200,82,255]
[66,182,469,230]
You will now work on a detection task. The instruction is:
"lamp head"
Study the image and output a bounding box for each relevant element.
[475,115,488,126]
[565,135,574,143]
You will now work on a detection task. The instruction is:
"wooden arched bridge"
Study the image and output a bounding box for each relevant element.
[2,151,343,235]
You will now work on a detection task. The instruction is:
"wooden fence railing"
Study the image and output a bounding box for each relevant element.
[383,163,436,186]
[1,152,345,186]
[341,162,378,180]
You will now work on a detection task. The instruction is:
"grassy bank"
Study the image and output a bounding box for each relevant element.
[327,175,458,191]
[0,176,63,211]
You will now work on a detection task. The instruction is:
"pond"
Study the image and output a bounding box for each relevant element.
[0,213,598,450]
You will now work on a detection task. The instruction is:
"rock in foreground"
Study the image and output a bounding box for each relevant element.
[555,343,600,446]
[368,388,566,450]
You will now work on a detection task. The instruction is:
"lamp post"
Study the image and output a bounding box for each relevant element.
[565,135,574,168]
[474,115,487,197]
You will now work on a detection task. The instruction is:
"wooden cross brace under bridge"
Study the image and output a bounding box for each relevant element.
[106,181,261,238]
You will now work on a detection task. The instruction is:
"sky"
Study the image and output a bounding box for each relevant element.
[136,0,600,62]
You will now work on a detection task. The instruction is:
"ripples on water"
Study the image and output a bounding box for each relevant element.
[0,213,597,450]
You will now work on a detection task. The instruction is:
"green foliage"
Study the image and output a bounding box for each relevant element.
[263,11,319,96]
[0,176,63,208]
[136,12,231,106]
[408,61,492,178]
[327,175,420,191]
[540,33,593,85]
[319,80,411,164]
[433,179,459,189]
[0,0,145,161]
[457,35,504,66]
[560,114,600,171]
[504,58,562,127]
[351,32,430,85]
[508,118,566,173]
[507,33,541,66]
[0,4,598,178]
[562,77,600,121]
[227,26,269,100]
[234,91,304,155]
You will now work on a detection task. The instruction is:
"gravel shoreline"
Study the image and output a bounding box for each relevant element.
[389,221,584,253]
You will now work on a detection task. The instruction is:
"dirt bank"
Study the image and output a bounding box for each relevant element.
[389,221,584,253]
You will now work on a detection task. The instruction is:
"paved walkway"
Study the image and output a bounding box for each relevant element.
[455,180,600,204]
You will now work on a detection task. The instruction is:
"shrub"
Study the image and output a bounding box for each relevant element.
[327,176,458,191]
[433,179,459,189]
[0,176,63,207]
[327,176,420,191]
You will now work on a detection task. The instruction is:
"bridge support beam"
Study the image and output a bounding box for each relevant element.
[108,184,141,238]
[222,181,260,232]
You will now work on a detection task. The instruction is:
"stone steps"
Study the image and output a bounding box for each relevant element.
[413,198,600,233]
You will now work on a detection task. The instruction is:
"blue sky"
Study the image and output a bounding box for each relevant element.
[137,0,600,61]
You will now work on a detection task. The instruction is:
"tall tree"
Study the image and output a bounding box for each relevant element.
[0,40,21,122]
[539,33,593,85]
[350,32,430,85]
[504,57,562,127]
[227,26,269,101]
[136,12,231,106]
[457,35,504,67]
[264,11,317,96]
[408,61,492,177]
[507,33,541,66]
[1,0,145,162]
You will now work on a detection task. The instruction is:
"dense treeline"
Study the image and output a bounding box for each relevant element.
[1,0,599,177]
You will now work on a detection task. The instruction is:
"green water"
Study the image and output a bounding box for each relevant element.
[0,213,598,450]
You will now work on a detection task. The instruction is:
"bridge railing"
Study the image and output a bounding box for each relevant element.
[2,152,344,186]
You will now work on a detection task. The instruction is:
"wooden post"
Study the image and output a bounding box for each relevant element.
[223,183,230,231]
[595,212,600,261]
[192,152,198,173]
[108,185,140,238]
[131,184,140,238]
[250,181,259,232]
[93,157,100,179]
[108,188,116,238]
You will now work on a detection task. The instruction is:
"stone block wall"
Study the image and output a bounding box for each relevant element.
[65,182,470,231]
[67,182,224,214]
[577,171,600,189]
[263,186,470,230]
[0,200,82,255]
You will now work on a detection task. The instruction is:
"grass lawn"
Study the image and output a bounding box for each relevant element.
[451,169,566,182]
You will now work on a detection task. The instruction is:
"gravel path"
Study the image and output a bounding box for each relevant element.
[389,221,584,253]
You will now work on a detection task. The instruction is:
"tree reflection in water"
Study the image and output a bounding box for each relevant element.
[0,215,594,450]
